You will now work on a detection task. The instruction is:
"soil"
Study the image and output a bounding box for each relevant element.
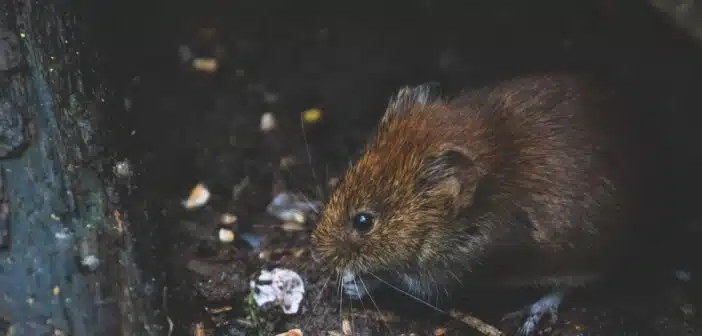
[91,0,702,335]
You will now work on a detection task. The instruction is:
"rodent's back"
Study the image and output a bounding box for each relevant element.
[454,75,641,283]
[313,73,645,289]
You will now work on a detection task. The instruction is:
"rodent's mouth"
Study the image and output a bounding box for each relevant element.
[341,269,356,283]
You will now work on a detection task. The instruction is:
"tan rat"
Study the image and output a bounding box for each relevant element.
[311,73,653,335]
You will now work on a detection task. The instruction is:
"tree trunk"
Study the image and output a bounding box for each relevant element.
[0,0,165,335]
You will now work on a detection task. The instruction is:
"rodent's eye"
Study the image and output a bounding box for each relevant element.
[351,212,375,233]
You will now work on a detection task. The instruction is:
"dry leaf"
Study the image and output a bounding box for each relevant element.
[192,57,218,72]
[276,329,303,336]
[183,183,211,209]
[281,221,306,232]
[342,319,352,335]
[193,322,205,336]
[302,108,322,123]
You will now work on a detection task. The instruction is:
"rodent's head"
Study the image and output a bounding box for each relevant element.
[312,84,484,285]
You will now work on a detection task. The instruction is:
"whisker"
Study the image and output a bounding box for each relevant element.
[368,272,447,315]
[348,289,357,335]
[351,278,368,335]
[300,114,325,200]
[448,270,463,286]
[369,272,504,336]
[311,272,333,314]
[434,281,439,308]
[359,277,393,335]
[337,273,344,330]
[323,162,331,200]
[297,192,320,215]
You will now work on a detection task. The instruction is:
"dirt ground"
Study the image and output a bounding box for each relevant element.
[95,1,702,335]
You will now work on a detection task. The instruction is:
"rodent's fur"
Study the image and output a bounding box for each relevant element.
[311,73,649,298]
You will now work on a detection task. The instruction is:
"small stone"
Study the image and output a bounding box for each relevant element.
[192,57,218,73]
[261,112,277,132]
[113,159,133,178]
[218,228,235,243]
[220,213,238,225]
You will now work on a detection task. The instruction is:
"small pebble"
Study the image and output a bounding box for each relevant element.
[675,270,692,282]
[263,91,279,104]
[280,155,297,169]
[177,45,192,62]
[261,112,277,132]
[328,177,340,188]
[113,159,133,178]
[218,228,235,243]
[258,250,271,260]
[192,57,218,72]
[220,213,238,225]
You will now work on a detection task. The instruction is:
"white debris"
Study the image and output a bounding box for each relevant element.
[81,255,100,270]
[266,192,320,224]
[113,159,133,178]
[675,269,692,282]
[249,268,305,314]
[260,112,277,132]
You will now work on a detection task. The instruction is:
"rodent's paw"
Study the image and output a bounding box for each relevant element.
[341,272,379,300]
[503,290,564,336]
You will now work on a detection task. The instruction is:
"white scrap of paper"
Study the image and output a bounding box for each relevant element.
[249,268,305,314]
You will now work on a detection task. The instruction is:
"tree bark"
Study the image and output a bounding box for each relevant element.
[0,1,164,335]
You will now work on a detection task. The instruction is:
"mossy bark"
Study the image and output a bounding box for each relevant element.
[0,1,164,335]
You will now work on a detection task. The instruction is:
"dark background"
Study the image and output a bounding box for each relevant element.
[81,0,702,334]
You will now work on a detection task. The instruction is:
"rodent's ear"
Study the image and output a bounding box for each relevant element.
[415,145,479,209]
[381,82,442,124]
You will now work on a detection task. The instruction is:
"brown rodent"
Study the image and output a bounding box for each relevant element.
[311,73,652,334]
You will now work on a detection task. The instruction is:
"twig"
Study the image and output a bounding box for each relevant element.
[449,309,504,336]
